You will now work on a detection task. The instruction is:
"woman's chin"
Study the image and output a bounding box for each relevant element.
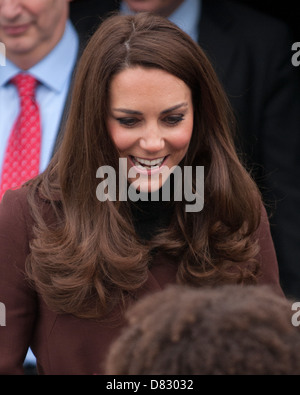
[129,179,162,195]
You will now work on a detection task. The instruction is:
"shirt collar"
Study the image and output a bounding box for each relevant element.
[120,0,202,42]
[168,0,201,42]
[0,58,19,87]
[0,19,79,92]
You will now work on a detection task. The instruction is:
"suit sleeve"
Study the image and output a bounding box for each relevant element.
[255,204,285,297]
[0,189,37,374]
[259,24,300,299]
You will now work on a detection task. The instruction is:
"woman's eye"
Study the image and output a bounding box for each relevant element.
[164,115,185,125]
[117,117,140,127]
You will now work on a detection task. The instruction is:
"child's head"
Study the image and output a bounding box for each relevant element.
[105,285,300,375]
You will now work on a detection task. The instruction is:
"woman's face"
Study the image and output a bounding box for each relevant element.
[107,66,194,193]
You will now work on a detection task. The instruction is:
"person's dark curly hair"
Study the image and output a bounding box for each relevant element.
[105,285,300,375]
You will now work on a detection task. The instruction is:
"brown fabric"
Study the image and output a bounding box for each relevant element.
[0,187,283,375]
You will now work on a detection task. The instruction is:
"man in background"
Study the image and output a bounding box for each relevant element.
[0,0,78,201]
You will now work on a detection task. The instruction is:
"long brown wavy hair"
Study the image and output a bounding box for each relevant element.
[26,13,262,319]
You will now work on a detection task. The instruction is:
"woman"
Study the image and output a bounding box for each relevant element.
[0,13,283,375]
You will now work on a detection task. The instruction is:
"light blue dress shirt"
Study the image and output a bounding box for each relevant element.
[121,0,202,42]
[0,20,79,178]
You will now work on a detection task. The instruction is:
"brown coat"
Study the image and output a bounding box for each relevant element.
[0,187,284,375]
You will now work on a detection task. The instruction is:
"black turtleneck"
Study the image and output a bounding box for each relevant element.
[130,194,174,241]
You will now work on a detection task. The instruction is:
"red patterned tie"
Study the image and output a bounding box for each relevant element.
[0,73,41,200]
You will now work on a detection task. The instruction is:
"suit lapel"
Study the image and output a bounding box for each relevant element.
[51,41,84,156]
[199,0,237,87]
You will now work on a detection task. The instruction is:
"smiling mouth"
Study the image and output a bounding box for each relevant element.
[130,155,168,170]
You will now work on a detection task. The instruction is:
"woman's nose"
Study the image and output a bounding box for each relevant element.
[139,125,165,152]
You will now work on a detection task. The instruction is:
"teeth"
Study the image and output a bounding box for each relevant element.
[133,156,165,169]
[136,157,165,166]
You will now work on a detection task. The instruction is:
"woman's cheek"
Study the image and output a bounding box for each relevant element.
[170,125,193,150]
[107,122,136,152]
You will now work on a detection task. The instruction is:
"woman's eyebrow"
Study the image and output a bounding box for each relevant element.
[112,102,189,116]
[112,108,143,115]
[160,102,188,114]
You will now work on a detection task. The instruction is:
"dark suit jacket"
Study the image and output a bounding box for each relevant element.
[0,187,283,374]
[70,0,300,298]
